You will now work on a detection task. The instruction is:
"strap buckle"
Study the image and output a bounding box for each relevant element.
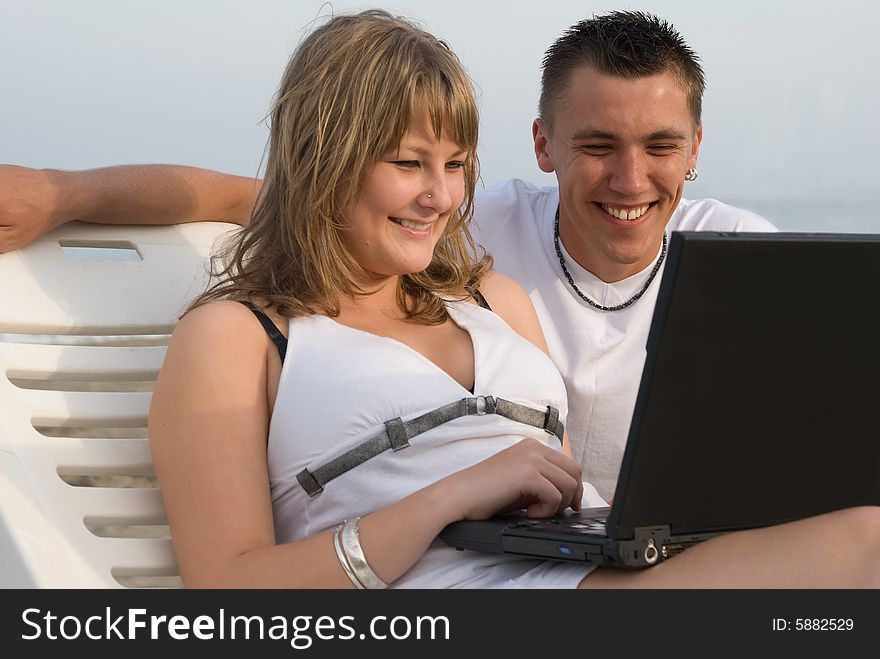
[384,417,410,451]
[296,468,324,497]
[467,395,496,415]
[543,405,561,437]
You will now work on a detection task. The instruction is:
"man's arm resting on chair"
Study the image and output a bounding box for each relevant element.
[0,163,260,253]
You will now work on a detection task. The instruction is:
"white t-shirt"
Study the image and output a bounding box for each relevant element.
[471,178,777,501]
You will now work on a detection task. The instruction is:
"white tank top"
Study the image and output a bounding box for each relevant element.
[266,298,593,588]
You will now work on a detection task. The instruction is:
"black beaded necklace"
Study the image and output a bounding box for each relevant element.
[552,206,667,312]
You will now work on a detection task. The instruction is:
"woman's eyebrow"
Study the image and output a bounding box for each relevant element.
[395,145,468,158]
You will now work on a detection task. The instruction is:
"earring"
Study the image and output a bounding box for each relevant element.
[685,168,698,182]
[427,193,432,198]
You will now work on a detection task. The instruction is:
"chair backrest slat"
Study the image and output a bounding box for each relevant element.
[0,220,235,588]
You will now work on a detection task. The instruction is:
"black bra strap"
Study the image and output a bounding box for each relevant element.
[239,301,287,363]
[471,289,492,311]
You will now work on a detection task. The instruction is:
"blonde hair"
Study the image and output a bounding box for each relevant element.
[192,9,491,323]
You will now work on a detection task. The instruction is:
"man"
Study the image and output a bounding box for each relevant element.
[0,11,774,501]
[471,13,776,499]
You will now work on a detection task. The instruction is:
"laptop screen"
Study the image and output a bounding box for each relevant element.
[608,232,880,539]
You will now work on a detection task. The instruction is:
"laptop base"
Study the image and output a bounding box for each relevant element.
[440,508,716,568]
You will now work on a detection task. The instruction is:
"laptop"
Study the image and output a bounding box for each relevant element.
[439,231,880,568]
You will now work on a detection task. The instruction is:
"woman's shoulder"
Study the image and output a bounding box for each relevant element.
[474,270,531,313]
[167,299,288,370]
[151,300,277,428]
[176,298,262,334]
[469,271,549,355]
[177,299,288,339]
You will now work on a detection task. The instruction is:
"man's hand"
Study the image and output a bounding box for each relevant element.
[0,165,65,254]
[0,163,260,255]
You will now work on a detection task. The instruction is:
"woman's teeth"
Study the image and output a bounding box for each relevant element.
[391,217,430,230]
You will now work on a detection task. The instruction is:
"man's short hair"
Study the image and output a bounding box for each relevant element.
[539,11,705,130]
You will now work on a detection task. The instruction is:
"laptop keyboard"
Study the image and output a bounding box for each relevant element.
[565,520,608,534]
[512,512,608,535]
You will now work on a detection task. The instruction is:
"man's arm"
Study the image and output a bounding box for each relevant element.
[0,164,260,253]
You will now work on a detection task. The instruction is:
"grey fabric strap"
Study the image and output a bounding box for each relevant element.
[295,396,564,497]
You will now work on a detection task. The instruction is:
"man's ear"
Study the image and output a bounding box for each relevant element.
[533,118,555,173]
[688,123,703,170]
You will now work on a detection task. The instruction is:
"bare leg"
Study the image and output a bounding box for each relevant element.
[580,506,880,588]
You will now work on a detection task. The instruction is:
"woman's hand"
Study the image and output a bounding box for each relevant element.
[441,438,584,521]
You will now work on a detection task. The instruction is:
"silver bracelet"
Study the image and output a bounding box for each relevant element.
[339,517,388,589]
[333,523,365,588]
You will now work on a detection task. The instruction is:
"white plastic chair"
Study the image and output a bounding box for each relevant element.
[0,220,236,587]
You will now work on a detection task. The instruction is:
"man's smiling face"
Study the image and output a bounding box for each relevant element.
[534,64,701,283]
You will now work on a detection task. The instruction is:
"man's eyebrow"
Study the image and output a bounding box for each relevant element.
[569,129,689,141]
[570,129,616,141]
[646,129,688,141]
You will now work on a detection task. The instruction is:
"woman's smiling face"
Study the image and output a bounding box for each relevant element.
[341,111,468,280]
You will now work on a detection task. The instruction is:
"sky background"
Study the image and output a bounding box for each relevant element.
[2,0,878,228]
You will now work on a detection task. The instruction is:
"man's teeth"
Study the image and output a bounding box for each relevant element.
[602,204,650,221]
[393,218,430,230]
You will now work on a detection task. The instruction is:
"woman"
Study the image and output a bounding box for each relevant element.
[148,9,880,589]
[149,9,592,589]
